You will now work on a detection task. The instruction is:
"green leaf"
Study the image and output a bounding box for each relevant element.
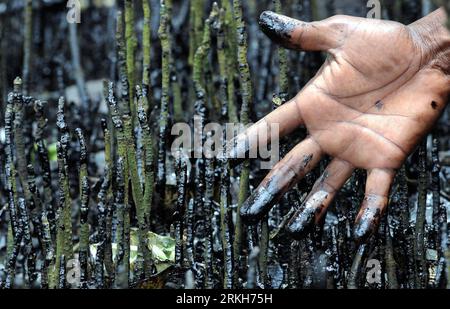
[147,231,175,262]
[48,143,58,162]
[89,230,175,275]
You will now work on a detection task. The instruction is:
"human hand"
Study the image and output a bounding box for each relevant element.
[236,8,450,243]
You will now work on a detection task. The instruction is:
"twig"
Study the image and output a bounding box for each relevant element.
[156,0,172,191]
[76,128,90,288]
[415,142,428,288]
[22,0,32,95]
[142,0,153,112]
[246,246,260,289]
[95,168,110,288]
[124,0,137,124]
[53,97,73,288]
[348,244,367,289]
[233,0,253,287]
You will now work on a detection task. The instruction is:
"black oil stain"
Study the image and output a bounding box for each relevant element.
[320,170,330,186]
[354,207,382,243]
[375,100,383,111]
[302,154,313,167]
[286,206,316,239]
[241,154,315,225]
[259,11,301,49]
[431,101,438,110]
[286,194,328,240]
[240,186,276,225]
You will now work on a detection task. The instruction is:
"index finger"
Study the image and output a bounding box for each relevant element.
[227,93,305,160]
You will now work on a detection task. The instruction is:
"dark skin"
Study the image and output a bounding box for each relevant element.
[233,8,450,243]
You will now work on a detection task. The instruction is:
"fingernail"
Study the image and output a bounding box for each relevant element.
[353,207,382,243]
[286,207,316,240]
[240,186,276,225]
[286,190,328,239]
[259,11,300,48]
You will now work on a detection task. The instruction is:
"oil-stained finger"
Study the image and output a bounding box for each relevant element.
[240,137,323,224]
[286,158,354,239]
[259,11,345,51]
[227,93,307,162]
[353,168,396,243]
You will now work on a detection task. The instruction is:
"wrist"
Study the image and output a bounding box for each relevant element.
[409,8,450,75]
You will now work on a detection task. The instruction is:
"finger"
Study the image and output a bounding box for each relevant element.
[240,137,323,224]
[227,94,304,160]
[259,11,344,51]
[286,159,354,239]
[354,168,396,243]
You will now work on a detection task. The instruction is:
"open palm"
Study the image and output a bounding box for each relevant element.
[237,9,450,242]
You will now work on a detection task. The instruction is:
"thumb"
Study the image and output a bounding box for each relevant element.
[259,11,344,52]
